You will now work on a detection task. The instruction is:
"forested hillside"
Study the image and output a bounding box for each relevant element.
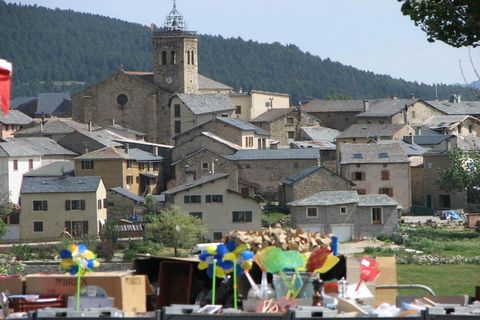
[0,1,476,101]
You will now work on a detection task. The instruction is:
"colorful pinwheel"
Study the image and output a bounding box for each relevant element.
[59,243,99,311]
[223,241,254,276]
[197,243,233,278]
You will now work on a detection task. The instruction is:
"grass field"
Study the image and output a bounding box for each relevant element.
[397,264,480,296]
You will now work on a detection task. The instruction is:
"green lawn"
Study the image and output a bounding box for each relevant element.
[397,264,480,296]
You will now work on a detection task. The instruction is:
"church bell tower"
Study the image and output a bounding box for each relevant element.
[152,0,198,93]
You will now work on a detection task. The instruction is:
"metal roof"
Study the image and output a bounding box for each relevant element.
[21,176,101,194]
[340,143,409,164]
[177,93,234,115]
[162,173,229,195]
[358,194,398,206]
[0,110,33,125]
[337,124,408,139]
[224,148,320,161]
[288,190,359,206]
[215,117,270,135]
[110,187,144,202]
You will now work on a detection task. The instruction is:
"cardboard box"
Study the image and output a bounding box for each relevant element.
[25,272,152,314]
[0,275,23,294]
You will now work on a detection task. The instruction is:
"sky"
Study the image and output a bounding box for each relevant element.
[7,0,480,85]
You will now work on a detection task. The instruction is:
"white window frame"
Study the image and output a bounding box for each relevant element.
[306,207,319,218]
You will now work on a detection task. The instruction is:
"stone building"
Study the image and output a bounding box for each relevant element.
[301,99,365,131]
[71,3,233,145]
[250,108,319,147]
[107,187,145,222]
[278,166,354,211]
[421,115,480,137]
[288,191,399,242]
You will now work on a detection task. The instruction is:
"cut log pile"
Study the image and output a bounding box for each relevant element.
[227,227,331,253]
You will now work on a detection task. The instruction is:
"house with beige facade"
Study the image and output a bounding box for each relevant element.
[230,90,290,121]
[19,176,107,241]
[278,166,354,211]
[250,108,319,147]
[288,190,399,242]
[421,115,480,137]
[162,173,262,241]
[74,146,165,196]
[339,143,411,213]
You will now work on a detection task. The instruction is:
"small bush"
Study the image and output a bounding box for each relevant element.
[0,253,24,275]
[97,240,116,261]
[122,250,138,261]
[35,244,56,260]
[10,244,33,261]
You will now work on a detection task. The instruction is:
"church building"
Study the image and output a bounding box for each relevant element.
[71,1,234,144]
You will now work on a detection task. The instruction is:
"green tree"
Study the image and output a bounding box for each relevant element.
[144,205,206,257]
[437,148,480,193]
[399,0,480,47]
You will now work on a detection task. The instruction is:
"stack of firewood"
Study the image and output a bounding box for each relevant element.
[227,227,331,253]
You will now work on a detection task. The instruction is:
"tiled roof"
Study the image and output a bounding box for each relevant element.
[301,126,340,142]
[110,187,144,202]
[301,99,365,113]
[177,93,235,115]
[24,161,75,177]
[215,117,270,135]
[337,124,407,139]
[21,176,101,194]
[376,140,430,156]
[198,74,232,91]
[0,137,73,157]
[250,108,295,122]
[0,110,32,125]
[340,143,409,164]
[358,194,398,206]
[162,173,229,195]
[424,100,480,115]
[74,146,163,161]
[224,148,319,161]
[288,190,359,206]
[356,98,416,118]
[36,92,71,116]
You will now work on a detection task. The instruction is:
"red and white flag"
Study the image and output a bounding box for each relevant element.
[0,59,13,115]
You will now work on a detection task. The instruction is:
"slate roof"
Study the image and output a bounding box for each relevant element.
[215,117,270,135]
[356,98,416,118]
[340,143,409,164]
[198,74,233,91]
[124,71,232,91]
[177,93,234,115]
[376,140,430,156]
[0,137,73,157]
[424,100,480,115]
[110,187,144,202]
[289,140,336,150]
[78,130,126,148]
[301,99,365,113]
[199,132,242,150]
[358,194,398,207]
[423,115,471,130]
[36,92,71,116]
[0,110,32,125]
[301,126,340,142]
[162,173,230,195]
[337,124,408,139]
[24,161,75,177]
[21,176,101,194]
[74,146,163,161]
[251,108,295,122]
[288,190,359,206]
[224,148,320,161]
[403,134,452,146]
[11,97,36,108]
[283,166,352,186]
[14,119,96,136]
[99,124,146,137]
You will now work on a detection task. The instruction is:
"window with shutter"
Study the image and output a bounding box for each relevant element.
[66,200,71,211]
[80,200,86,210]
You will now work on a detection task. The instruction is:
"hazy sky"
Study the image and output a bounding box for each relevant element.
[7,0,480,85]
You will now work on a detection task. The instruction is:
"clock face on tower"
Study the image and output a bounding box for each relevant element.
[165,77,173,84]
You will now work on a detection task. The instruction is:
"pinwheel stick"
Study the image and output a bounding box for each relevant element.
[355,279,363,292]
[212,259,217,304]
[76,269,81,311]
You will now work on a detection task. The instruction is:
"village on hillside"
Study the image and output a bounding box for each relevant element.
[1,0,480,319]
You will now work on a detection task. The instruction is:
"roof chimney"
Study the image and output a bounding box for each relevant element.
[363,100,369,112]
[449,94,458,103]
[124,144,129,154]
[87,122,92,132]
[112,118,115,125]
